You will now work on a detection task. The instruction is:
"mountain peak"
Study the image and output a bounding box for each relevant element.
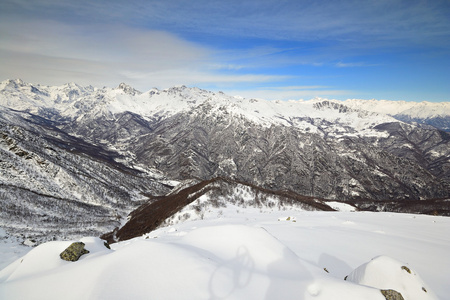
[1,78,27,89]
[117,83,141,95]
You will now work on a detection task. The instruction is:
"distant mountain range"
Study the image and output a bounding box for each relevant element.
[1,79,449,243]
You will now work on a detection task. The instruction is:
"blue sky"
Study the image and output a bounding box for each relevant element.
[1,0,449,101]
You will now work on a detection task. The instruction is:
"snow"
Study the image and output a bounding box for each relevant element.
[325,201,356,212]
[1,211,448,300]
[0,228,30,270]
[2,80,449,129]
[342,99,450,119]
[347,255,437,300]
[0,79,416,137]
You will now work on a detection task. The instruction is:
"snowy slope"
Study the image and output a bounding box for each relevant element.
[0,106,173,244]
[0,211,447,300]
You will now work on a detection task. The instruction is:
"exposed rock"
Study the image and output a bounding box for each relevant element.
[401,265,411,274]
[60,242,89,262]
[380,289,404,300]
[103,241,111,249]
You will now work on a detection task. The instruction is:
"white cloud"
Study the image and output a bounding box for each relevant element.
[0,20,213,89]
[208,64,244,71]
[119,69,290,91]
[0,19,295,90]
[335,62,380,68]
[265,85,331,91]
[222,88,354,101]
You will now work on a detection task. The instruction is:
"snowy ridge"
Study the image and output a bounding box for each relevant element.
[2,79,449,130]
[0,79,399,134]
[341,98,450,119]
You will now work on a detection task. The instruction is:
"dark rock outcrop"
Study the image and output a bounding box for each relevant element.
[380,289,404,300]
[60,242,90,262]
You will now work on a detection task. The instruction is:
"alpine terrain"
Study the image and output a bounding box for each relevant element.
[1,79,450,300]
[1,78,449,243]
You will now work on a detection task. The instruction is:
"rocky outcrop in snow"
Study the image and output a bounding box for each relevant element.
[380,289,404,300]
[59,242,89,262]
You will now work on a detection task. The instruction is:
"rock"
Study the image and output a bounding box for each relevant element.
[60,242,89,262]
[401,265,411,274]
[103,241,111,249]
[381,289,404,300]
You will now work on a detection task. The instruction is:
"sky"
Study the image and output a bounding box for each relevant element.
[0,0,449,102]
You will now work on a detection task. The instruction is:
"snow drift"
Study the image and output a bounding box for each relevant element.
[0,216,443,300]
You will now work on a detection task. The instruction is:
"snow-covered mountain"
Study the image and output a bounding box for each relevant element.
[1,79,449,243]
[2,79,448,130]
[0,104,173,245]
[1,79,449,300]
[341,98,450,131]
[1,79,449,202]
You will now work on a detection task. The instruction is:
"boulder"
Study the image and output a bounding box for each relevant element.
[381,289,404,300]
[60,242,89,262]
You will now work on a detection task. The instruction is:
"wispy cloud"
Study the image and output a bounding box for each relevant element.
[6,1,449,49]
[208,64,245,71]
[124,1,450,49]
[264,85,331,91]
[223,88,354,101]
[0,18,291,90]
[0,19,207,89]
[335,62,381,68]
[222,84,354,101]
[1,0,449,101]
[121,69,290,90]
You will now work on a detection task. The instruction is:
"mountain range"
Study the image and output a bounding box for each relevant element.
[1,79,449,243]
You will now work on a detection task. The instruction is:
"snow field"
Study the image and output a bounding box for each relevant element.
[1,211,448,300]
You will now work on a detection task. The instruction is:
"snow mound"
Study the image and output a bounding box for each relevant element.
[0,237,110,283]
[347,255,438,300]
[0,225,387,300]
[325,201,356,212]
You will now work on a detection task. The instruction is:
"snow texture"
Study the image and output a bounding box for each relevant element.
[347,255,437,300]
[1,211,448,300]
